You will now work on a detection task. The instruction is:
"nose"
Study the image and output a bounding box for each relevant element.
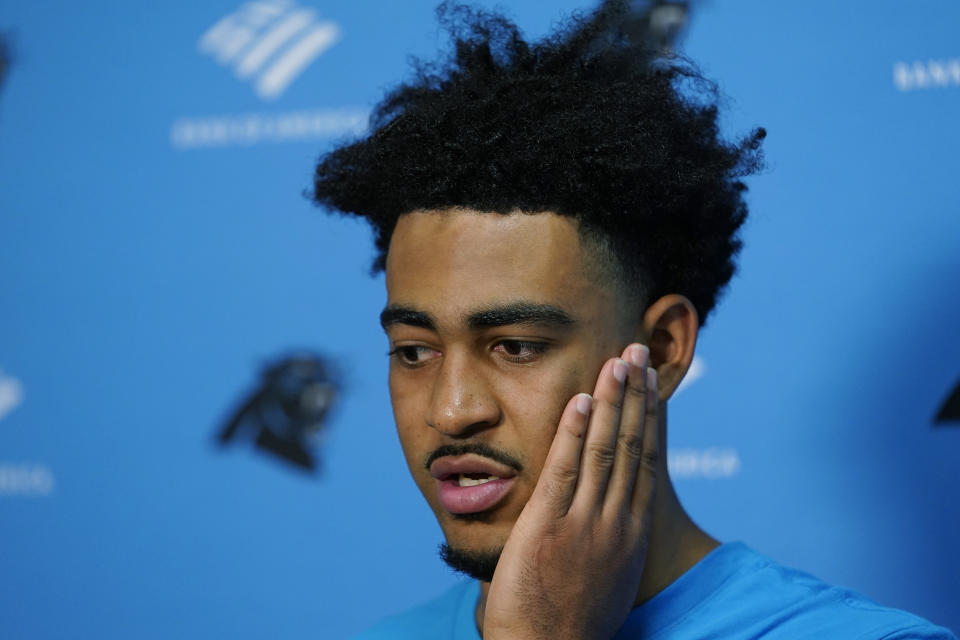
[426,351,502,437]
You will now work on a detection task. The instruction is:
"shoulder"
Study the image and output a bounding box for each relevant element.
[352,580,480,640]
[704,545,956,639]
[626,543,956,640]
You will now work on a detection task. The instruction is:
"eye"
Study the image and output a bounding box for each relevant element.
[388,345,441,367]
[492,340,549,364]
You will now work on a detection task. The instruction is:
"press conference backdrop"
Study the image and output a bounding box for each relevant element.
[0,1,957,637]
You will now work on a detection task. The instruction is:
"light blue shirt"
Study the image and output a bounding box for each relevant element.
[356,543,957,639]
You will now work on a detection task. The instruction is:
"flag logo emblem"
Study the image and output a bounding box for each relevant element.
[200,0,341,100]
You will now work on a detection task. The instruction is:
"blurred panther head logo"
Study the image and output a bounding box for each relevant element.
[934,380,960,427]
[217,353,338,471]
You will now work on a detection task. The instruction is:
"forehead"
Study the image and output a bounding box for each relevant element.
[385,209,614,327]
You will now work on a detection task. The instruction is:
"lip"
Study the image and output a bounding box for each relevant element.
[430,454,518,515]
[429,454,518,481]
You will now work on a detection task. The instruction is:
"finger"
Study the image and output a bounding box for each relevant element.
[572,357,627,509]
[603,344,649,517]
[630,367,660,520]
[528,392,593,517]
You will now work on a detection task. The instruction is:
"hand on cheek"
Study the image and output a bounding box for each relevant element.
[483,343,659,640]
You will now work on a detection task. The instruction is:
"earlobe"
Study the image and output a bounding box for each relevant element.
[639,295,699,400]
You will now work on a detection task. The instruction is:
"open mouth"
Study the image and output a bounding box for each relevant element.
[429,455,518,515]
[455,472,499,487]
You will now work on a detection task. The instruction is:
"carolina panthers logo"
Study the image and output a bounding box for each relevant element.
[217,353,338,471]
[934,380,960,426]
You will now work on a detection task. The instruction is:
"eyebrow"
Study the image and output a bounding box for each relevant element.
[465,302,576,330]
[380,306,437,330]
[380,302,576,331]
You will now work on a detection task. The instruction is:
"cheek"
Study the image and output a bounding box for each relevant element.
[498,363,589,472]
[389,367,430,427]
[388,375,431,474]
[393,418,439,510]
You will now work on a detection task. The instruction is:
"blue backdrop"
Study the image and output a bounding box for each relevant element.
[1,1,957,638]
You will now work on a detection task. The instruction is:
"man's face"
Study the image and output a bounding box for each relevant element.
[383,210,637,568]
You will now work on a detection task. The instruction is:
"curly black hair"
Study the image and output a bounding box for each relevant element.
[313,1,765,326]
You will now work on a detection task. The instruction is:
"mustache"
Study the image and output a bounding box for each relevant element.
[424,442,524,473]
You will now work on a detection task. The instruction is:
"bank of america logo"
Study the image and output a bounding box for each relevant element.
[200,0,341,100]
[893,58,960,91]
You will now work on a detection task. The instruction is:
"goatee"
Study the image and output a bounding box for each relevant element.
[439,543,502,582]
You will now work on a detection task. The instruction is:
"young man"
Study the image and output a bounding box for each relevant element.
[313,3,956,639]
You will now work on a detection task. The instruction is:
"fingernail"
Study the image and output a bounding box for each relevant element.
[613,359,628,383]
[628,344,649,368]
[576,393,592,415]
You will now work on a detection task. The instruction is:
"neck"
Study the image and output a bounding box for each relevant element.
[475,404,718,628]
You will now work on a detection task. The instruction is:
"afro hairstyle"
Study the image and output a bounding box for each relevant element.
[312,1,765,326]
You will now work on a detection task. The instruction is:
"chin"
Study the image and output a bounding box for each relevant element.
[439,541,504,582]
[439,512,512,551]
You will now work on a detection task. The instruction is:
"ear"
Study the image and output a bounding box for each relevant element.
[637,295,699,401]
